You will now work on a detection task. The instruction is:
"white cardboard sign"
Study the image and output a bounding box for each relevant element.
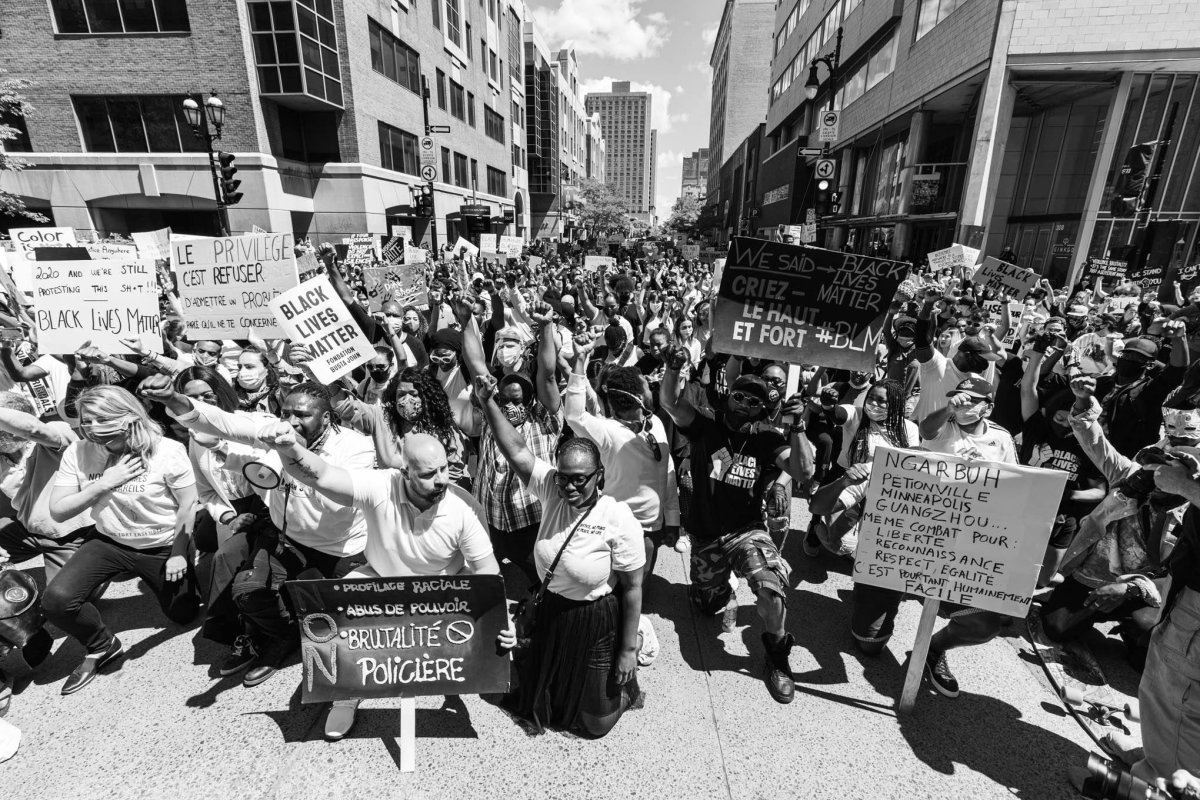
[30,255,162,355]
[9,227,77,293]
[269,275,374,383]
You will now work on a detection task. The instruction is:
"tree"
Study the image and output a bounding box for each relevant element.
[664,195,703,239]
[0,76,48,225]
[572,178,630,233]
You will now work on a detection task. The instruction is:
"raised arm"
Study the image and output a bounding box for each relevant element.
[452,297,490,380]
[260,426,356,507]
[535,319,560,414]
[0,344,49,382]
[1020,347,1044,421]
[659,346,697,429]
[0,405,69,449]
[475,375,537,485]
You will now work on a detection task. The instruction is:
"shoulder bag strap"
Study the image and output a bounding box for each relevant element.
[532,505,593,604]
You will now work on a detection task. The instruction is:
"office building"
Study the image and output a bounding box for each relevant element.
[0,0,530,246]
[756,0,1200,286]
[585,81,656,225]
[681,148,710,202]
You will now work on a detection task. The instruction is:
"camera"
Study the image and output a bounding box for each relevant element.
[1080,754,1171,800]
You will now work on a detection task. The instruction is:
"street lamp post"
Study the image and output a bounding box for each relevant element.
[804,27,843,105]
[182,92,231,236]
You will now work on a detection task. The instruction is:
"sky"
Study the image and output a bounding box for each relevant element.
[528,0,724,217]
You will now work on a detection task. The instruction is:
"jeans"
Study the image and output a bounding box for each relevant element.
[43,534,199,653]
[0,518,89,584]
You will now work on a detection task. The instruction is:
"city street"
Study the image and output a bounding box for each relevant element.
[5,502,1113,800]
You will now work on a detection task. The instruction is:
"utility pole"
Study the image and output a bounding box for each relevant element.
[421,74,439,253]
[1130,101,1179,294]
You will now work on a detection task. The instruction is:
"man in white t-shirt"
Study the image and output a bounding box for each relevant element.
[913,291,1005,426]
[259,430,500,741]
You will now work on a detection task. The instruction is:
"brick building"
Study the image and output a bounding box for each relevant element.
[681,148,710,202]
[585,81,656,226]
[0,0,531,246]
[756,0,1200,286]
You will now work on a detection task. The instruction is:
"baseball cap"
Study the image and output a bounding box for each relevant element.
[1121,336,1159,360]
[1067,304,1089,318]
[731,375,780,407]
[957,335,1004,361]
[894,316,917,337]
[948,376,995,402]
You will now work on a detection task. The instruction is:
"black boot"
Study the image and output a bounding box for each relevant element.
[762,632,796,704]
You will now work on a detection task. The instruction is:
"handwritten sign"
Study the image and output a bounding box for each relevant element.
[390,224,413,243]
[972,256,1037,300]
[9,227,77,294]
[453,237,479,258]
[363,265,428,312]
[404,246,428,265]
[31,249,162,355]
[283,575,510,703]
[269,275,373,382]
[584,255,614,274]
[479,234,498,253]
[927,244,980,273]
[1084,256,1128,281]
[982,300,1025,348]
[853,446,1064,616]
[713,237,907,372]
[131,228,172,263]
[84,242,139,261]
[498,235,523,258]
[172,233,298,338]
[681,244,700,259]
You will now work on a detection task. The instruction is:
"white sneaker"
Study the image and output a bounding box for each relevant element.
[673,532,691,553]
[637,615,659,667]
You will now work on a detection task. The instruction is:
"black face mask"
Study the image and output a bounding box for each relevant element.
[1114,359,1146,382]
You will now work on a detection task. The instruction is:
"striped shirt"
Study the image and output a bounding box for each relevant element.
[475,406,561,532]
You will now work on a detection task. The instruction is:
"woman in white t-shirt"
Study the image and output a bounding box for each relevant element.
[478,376,644,739]
[44,386,199,696]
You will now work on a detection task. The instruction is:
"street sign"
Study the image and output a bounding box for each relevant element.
[419,136,437,168]
[815,158,837,181]
[798,147,824,158]
[800,223,817,243]
[806,208,816,224]
[420,164,437,182]
[426,125,451,134]
[817,110,840,143]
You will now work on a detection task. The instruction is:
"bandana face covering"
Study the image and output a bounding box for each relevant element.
[1163,408,1200,444]
[396,394,424,421]
[502,402,529,427]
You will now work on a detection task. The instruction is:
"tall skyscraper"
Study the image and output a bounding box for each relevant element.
[585,81,657,222]
[681,148,710,201]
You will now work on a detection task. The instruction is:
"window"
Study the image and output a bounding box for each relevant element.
[488,49,498,82]
[487,0,497,21]
[467,92,476,127]
[431,0,440,29]
[444,0,461,46]
[368,19,420,95]
[449,80,466,121]
[916,0,969,40]
[249,0,342,106]
[441,147,450,183]
[453,152,469,188]
[486,166,506,196]
[465,23,472,59]
[0,107,32,152]
[866,35,897,90]
[470,158,478,189]
[73,94,206,153]
[481,39,487,72]
[484,106,505,143]
[378,122,419,175]
[436,69,447,110]
[512,101,521,128]
[50,0,190,34]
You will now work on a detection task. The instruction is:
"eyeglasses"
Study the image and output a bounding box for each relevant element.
[729,390,765,410]
[554,469,600,488]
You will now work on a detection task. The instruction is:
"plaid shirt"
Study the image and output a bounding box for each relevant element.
[475,407,561,532]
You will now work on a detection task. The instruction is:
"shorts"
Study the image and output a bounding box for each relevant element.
[1048,514,1079,550]
[689,527,790,615]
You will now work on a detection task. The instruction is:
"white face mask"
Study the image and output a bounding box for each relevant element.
[864,403,888,422]
[237,366,267,390]
[495,344,522,369]
[1163,408,1200,443]
[953,403,987,426]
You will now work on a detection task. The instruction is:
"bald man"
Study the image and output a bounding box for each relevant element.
[261,429,499,739]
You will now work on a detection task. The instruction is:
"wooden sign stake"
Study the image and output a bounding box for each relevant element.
[398,696,416,772]
[899,600,940,714]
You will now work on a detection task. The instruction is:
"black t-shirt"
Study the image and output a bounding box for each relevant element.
[990,356,1026,435]
[635,353,666,411]
[1020,412,1103,518]
[681,410,787,542]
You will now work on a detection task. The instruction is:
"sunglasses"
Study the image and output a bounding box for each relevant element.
[554,469,600,488]
[729,390,765,410]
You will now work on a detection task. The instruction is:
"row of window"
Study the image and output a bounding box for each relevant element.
[774,0,860,57]
[836,34,898,109]
[50,0,190,34]
[378,121,507,197]
[431,0,506,90]
[915,0,970,40]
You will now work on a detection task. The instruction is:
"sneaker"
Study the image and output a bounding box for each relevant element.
[673,533,691,554]
[762,632,796,704]
[61,636,124,696]
[637,616,659,667]
[925,649,959,698]
[802,529,822,557]
[218,635,258,677]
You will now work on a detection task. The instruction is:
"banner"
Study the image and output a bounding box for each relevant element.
[927,244,980,273]
[712,237,907,372]
[31,248,162,355]
[9,227,77,294]
[498,235,523,258]
[853,446,1065,616]
[1083,256,1129,281]
[971,256,1037,300]
[269,275,373,383]
[172,233,299,338]
[283,575,510,703]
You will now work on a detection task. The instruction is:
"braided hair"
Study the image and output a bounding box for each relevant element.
[847,379,910,466]
[285,382,340,432]
[383,367,456,451]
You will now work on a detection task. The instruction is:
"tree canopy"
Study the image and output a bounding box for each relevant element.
[1,76,48,225]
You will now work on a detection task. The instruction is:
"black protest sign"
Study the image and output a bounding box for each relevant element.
[712,237,907,371]
[284,575,510,704]
[1082,256,1128,281]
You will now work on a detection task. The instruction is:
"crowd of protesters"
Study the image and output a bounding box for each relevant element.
[0,230,1199,796]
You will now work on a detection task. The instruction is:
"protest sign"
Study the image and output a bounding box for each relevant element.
[296,250,322,281]
[927,244,980,273]
[1083,256,1129,281]
[527,255,544,272]
[344,234,376,272]
[172,233,298,339]
[853,445,1064,616]
[971,256,1037,300]
[363,265,429,312]
[453,237,479,258]
[713,237,907,372]
[390,224,413,243]
[404,245,428,265]
[478,234,497,253]
[584,255,614,274]
[283,574,509,703]
[982,300,1025,348]
[9,227,77,293]
[31,248,162,355]
[84,241,139,261]
[131,228,172,263]
[269,274,373,383]
[681,244,700,259]
[498,235,523,258]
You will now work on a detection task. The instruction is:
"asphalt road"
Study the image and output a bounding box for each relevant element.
[3,502,1112,800]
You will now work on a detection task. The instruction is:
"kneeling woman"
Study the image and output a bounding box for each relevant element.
[476,375,644,738]
[45,386,199,695]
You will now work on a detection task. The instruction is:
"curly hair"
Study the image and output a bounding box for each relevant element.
[383,367,456,450]
[846,380,911,466]
[402,305,429,341]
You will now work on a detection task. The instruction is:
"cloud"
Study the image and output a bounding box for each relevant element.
[531,0,668,60]
[701,23,718,47]
[655,150,686,216]
[579,77,675,132]
[687,60,713,75]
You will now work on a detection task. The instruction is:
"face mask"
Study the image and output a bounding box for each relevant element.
[957,352,988,374]
[396,394,423,421]
[496,344,522,369]
[502,402,529,427]
[864,403,888,422]
[1163,408,1200,444]
[952,404,986,426]
[237,367,267,391]
[194,351,218,367]
[368,367,391,383]
[1115,358,1146,382]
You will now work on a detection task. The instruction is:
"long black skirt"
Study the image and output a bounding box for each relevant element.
[501,591,640,738]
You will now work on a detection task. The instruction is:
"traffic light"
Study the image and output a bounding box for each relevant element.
[831,191,842,214]
[815,178,832,216]
[217,152,242,206]
[415,185,434,218]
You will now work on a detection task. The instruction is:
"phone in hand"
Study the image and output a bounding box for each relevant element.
[0,327,23,345]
